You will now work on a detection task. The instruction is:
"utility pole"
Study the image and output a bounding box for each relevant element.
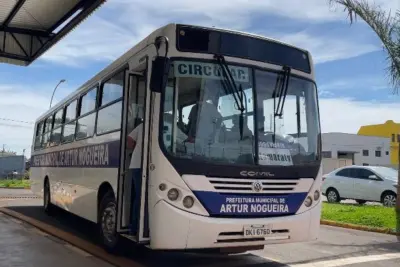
[397,138,400,209]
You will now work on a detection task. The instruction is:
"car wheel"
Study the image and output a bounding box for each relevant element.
[326,188,340,203]
[382,192,397,207]
[356,200,367,205]
[98,191,121,253]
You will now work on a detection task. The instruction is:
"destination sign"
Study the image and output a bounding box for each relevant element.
[174,61,250,82]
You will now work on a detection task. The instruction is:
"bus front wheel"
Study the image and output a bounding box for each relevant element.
[98,191,121,253]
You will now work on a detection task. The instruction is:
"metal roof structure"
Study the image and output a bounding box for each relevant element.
[0,0,106,66]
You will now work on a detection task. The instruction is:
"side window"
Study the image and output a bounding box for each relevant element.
[97,101,123,135]
[76,113,96,140]
[79,87,97,116]
[42,116,54,148]
[51,109,64,146]
[34,121,43,150]
[62,100,78,143]
[356,169,375,179]
[96,71,124,135]
[75,87,98,140]
[65,100,77,123]
[336,168,351,177]
[101,71,124,106]
[53,109,64,129]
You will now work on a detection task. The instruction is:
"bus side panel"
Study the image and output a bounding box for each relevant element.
[29,166,45,198]
[29,133,120,223]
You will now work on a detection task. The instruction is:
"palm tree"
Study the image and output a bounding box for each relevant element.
[328,0,400,233]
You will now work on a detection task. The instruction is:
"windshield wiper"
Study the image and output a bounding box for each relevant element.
[272,66,291,142]
[214,54,246,140]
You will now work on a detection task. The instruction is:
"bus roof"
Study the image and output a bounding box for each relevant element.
[35,23,310,123]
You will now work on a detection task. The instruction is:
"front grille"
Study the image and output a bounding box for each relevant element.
[208,177,299,194]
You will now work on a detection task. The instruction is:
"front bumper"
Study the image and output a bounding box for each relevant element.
[149,199,321,250]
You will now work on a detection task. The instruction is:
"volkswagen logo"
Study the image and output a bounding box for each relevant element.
[252,181,263,192]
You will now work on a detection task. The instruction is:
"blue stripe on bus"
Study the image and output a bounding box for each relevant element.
[30,140,121,168]
[192,191,308,216]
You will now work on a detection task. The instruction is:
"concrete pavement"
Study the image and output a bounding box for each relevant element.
[0,212,113,267]
[0,188,399,267]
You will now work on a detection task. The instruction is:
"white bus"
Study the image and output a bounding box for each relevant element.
[30,23,322,254]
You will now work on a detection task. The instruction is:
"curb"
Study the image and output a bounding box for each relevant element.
[0,187,30,189]
[0,207,144,267]
[321,219,400,236]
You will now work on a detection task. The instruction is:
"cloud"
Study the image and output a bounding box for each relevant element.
[319,97,400,133]
[278,32,379,64]
[0,83,75,156]
[40,16,139,66]
[39,0,390,66]
[319,76,389,92]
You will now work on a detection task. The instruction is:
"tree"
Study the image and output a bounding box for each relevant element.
[328,0,400,233]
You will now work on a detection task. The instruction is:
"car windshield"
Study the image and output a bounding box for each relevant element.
[161,59,320,166]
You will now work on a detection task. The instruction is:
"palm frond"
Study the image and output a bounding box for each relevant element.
[329,0,400,94]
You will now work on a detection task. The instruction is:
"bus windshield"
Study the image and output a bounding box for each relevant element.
[161,59,320,166]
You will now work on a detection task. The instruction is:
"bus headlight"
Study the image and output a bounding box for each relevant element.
[314,190,320,201]
[167,188,179,201]
[304,196,313,207]
[183,196,194,209]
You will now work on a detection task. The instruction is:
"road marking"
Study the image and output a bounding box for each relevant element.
[290,253,400,267]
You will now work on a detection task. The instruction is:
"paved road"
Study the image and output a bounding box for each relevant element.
[0,189,399,267]
[0,211,113,267]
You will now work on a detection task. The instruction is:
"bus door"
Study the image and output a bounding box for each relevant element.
[116,72,147,240]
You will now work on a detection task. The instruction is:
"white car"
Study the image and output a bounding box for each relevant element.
[322,165,398,207]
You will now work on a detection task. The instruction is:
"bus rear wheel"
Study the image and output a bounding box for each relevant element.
[98,191,121,253]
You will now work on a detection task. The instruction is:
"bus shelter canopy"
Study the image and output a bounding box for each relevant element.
[0,0,105,66]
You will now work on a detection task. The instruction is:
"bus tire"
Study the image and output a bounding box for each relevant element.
[98,191,121,253]
[43,179,54,215]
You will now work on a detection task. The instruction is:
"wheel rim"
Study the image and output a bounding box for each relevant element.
[327,191,337,202]
[383,195,396,207]
[101,203,116,244]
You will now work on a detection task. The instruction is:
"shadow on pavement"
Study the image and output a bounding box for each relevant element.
[6,205,287,267]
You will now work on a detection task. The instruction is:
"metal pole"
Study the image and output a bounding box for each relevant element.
[397,137,400,208]
[49,79,66,108]
[397,136,400,237]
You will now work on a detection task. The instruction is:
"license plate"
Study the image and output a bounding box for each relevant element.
[244,225,272,237]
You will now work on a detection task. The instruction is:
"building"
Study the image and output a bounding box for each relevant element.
[357,120,400,166]
[319,132,392,174]
[0,155,26,178]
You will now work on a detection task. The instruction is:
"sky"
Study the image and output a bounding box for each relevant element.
[1,0,400,157]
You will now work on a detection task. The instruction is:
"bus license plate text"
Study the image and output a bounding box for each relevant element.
[244,225,271,237]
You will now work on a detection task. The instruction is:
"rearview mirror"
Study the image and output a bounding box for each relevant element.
[150,56,171,93]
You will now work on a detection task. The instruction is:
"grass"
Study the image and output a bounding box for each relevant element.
[0,179,31,188]
[321,202,397,232]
